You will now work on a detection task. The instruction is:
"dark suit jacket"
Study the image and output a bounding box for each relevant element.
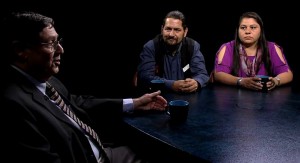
[1,66,124,163]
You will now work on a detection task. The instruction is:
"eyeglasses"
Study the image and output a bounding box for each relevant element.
[40,38,63,52]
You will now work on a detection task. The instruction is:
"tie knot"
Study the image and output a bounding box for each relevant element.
[46,82,57,99]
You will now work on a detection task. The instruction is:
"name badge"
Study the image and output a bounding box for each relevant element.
[183,64,190,72]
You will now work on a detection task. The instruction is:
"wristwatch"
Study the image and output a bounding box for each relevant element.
[237,78,243,87]
[274,77,281,86]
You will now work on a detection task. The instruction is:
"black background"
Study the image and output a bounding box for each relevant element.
[2,0,298,97]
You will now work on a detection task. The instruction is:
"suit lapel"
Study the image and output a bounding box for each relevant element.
[11,69,77,128]
[8,66,84,132]
[31,89,76,127]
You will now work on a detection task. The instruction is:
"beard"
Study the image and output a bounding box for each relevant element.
[164,40,180,53]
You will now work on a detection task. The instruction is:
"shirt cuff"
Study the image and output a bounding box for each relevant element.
[123,98,134,112]
[165,80,174,90]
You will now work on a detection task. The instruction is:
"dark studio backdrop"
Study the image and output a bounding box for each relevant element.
[1,1,298,98]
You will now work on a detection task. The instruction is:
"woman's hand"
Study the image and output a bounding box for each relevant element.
[239,77,263,91]
[267,77,280,90]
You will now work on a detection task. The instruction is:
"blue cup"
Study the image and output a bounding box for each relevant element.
[168,100,189,122]
[256,75,270,92]
[150,79,165,92]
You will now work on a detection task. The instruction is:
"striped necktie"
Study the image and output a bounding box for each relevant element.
[46,82,106,163]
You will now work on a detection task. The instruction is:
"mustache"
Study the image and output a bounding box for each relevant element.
[166,36,176,40]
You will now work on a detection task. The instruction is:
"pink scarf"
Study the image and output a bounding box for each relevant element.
[239,45,262,77]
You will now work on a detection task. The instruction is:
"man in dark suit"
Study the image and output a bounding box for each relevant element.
[0,11,167,163]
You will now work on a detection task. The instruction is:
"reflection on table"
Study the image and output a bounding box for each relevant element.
[124,84,300,163]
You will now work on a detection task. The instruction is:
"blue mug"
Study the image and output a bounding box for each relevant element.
[168,100,189,122]
[256,75,270,92]
[150,79,165,92]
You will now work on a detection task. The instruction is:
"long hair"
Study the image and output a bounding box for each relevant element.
[232,12,271,76]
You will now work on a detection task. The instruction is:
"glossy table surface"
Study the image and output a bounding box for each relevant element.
[124,85,300,163]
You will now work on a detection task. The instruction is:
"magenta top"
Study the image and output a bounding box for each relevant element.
[214,41,290,77]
